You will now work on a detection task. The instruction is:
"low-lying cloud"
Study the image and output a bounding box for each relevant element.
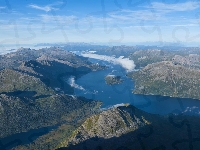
[81,53,136,71]
[68,76,85,91]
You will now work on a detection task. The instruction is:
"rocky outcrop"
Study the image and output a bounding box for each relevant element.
[58,105,151,148]
[56,105,200,150]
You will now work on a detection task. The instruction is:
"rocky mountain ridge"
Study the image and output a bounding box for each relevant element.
[55,104,200,150]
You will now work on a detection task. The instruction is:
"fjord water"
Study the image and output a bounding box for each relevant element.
[74,58,200,116]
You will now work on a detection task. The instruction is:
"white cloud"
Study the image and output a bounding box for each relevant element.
[108,9,163,22]
[29,4,58,12]
[67,76,85,91]
[149,1,200,12]
[96,1,200,30]
[28,1,65,12]
[0,6,5,9]
[108,1,200,23]
[171,24,198,27]
[22,2,200,32]
[2,1,200,44]
[39,14,77,23]
[81,53,136,72]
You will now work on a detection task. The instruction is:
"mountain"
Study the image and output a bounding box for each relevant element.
[0,47,105,149]
[129,49,180,69]
[0,47,103,70]
[57,104,149,148]
[130,61,200,100]
[172,54,200,69]
[34,43,108,51]
[2,46,200,150]
[92,46,138,57]
[0,94,101,139]
[56,105,200,150]
[0,47,105,95]
[0,68,54,96]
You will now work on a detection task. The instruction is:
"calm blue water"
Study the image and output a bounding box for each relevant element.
[74,58,200,116]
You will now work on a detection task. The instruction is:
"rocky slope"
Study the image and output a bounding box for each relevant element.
[55,105,200,150]
[172,54,200,69]
[0,47,104,71]
[61,104,148,145]
[130,61,200,100]
[15,104,151,150]
[129,49,178,69]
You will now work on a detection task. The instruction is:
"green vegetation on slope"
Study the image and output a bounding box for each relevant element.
[0,68,54,96]
[57,105,149,149]
[0,94,101,139]
[0,47,104,147]
[131,61,200,99]
[55,105,200,150]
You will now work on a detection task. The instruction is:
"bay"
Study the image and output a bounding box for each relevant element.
[74,58,200,116]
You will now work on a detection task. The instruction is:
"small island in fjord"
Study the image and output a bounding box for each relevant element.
[105,75,124,85]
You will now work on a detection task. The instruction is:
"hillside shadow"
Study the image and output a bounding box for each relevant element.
[0,91,50,104]
[22,60,91,95]
[57,125,161,150]
[57,120,200,150]
[0,125,59,150]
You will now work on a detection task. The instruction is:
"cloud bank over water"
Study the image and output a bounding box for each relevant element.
[68,76,85,91]
[81,53,136,71]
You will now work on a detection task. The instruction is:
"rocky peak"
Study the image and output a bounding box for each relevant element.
[60,105,151,148]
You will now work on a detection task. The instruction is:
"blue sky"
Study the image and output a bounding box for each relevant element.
[1,0,200,46]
